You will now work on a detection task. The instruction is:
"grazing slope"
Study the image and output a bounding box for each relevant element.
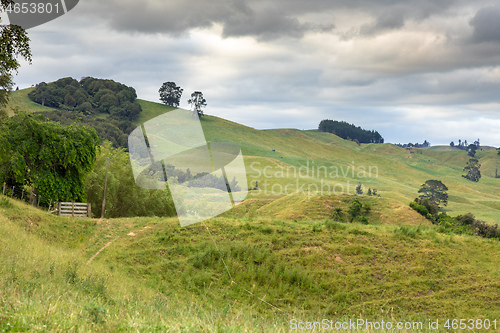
[3,88,500,223]
[1,197,500,331]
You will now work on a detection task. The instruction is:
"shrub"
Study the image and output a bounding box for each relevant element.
[433,211,500,240]
[359,216,369,225]
[409,201,429,216]
[331,207,344,222]
[472,220,500,239]
[456,213,475,226]
[437,213,458,227]
[415,197,438,216]
[348,199,362,222]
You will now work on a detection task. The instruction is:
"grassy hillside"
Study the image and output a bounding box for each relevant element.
[2,87,56,115]
[3,88,500,223]
[1,196,499,332]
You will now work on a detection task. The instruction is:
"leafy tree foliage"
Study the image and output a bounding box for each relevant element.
[462,158,481,182]
[0,112,99,202]
[28,77,142,122]
[84,142,176,218]
[159,81,183,107]
[36,110,133,149]
[27,77,143,149]
[348,199,362,222]
[418,180,448,207]
[188,91,207,118]
[451,138,480,152]
[0,0,32,108]
[411,197,439,221]
[318,119,384,144]
[396,140,430,148]
[467,144,477,157]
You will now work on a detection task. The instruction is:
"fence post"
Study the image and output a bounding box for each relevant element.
[11,186,14,198]
[72,202,75,217]
[21,190,24,200]
[88,203,92,218]
[29,190,33,205]
[2,183,5,195]
[48,199,52,211]
[37,195,40,207]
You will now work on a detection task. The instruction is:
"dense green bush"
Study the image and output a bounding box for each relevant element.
[37,110,132,149]
[409,201,499,240]
[84,142,176,218]
[456,213,475,226]
[28,77,142,122]
[348,199,362,222]
[0,112,99,202]
[415,197,438,217]
[436,213,458,227]
[318,119,384,143]
[471,219,500,239]
[409,201,429,217]
[359,216,369,225]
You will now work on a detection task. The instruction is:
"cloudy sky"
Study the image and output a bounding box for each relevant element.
[4,0,500,146]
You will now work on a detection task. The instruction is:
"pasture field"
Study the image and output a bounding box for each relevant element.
[1,197,499,332]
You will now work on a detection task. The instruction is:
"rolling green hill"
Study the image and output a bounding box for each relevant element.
[3,88,500,223]
[1,87,500,331]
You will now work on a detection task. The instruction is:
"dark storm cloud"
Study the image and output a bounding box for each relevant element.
[81,0,464,39]
[470,5,500,43]
[220,8,334,40]
[82,0,333,39]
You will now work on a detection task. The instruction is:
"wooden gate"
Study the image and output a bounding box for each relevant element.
[57,202,91,218]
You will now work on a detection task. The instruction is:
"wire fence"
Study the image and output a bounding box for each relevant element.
[2,183,56,212]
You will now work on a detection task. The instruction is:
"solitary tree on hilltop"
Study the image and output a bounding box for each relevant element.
[159,82,183,107]
[418,180,448,207]
[188,91,207,118]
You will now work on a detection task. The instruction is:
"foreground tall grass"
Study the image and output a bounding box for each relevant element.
[1,196,499,332]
